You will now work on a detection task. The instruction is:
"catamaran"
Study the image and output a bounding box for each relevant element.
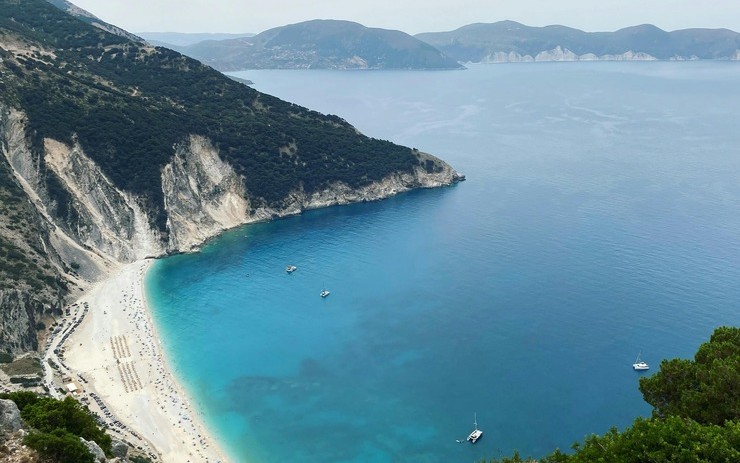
[632,351,649,371]
[467,413,483,443]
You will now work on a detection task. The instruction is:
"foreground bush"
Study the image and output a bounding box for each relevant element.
[1,391,112,462]
[24,428,95,463]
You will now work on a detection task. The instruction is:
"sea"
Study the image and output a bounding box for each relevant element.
[145,62,740,463]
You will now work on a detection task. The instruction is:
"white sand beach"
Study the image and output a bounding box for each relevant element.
[61,260,232,463]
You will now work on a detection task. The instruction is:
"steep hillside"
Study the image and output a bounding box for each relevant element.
[416,21,740,62]
[44,0,144,43]
[0,0,462,355]
[175,19,464,70]
[0,130,65,353]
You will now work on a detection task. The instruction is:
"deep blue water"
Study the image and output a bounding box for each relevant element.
[146,62,740,462]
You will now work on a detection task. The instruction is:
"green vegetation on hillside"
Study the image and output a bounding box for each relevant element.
[1,391,112,463]
[483,326,740,463]
[1,0,423,232]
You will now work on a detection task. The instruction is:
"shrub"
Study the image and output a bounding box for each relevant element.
[2,393,112,456]
[24,428,94,463]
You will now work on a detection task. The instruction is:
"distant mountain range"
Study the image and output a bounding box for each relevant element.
[158,20,740,70]
[415,21,740,63]
[169,20,464,71]
[137,32,255,48]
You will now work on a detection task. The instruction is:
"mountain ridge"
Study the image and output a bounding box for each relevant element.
[137,31,255,48]
[173,19,464,71]
[416,21,740,62]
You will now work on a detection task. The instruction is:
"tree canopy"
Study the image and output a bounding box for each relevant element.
[23,428,95,463]
[541,417,740,463]
[1,391,112,462]
[639,326,740,426]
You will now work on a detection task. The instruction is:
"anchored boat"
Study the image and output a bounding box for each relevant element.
[467,413,483,443]
[632,351,649,371]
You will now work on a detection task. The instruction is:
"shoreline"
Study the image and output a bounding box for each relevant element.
[60,259,234,463]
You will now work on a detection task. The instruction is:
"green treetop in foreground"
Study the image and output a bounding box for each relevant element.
[1,391,112,463]
[485,326,740,463]
[640,326,740,426]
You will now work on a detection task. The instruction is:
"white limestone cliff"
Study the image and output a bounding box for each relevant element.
[251,154,460,218]
[479,46,657,63]
[162,135,249,251]
[2,107,462,279]
[44,138,166,262]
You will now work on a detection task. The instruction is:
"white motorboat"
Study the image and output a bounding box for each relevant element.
[633,351,649,371]
[286,265,297,273]
[320,289,330,298]
[467,413,483,443]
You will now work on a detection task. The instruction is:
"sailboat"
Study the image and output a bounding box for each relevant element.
[632,351,649,371]
[466,413,483,443]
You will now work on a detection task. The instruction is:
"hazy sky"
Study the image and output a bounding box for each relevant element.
[70,0,740,35]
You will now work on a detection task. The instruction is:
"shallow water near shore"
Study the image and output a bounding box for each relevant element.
[146,62,740,462]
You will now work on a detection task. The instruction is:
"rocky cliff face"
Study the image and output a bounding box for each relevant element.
[480,46,657,63]
[2,109,45,195]
[303,156,460,210]
[1,106,141,280]
[43,138,165,262]
[3,107,462,277]
[162,136,249,251]
[161,137,462,252]
[0,107,65,355]
[0,290,41,353]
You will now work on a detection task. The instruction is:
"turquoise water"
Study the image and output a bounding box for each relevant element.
[146,62,740,462]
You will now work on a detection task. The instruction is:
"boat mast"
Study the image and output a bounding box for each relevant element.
[474,413,478,431]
